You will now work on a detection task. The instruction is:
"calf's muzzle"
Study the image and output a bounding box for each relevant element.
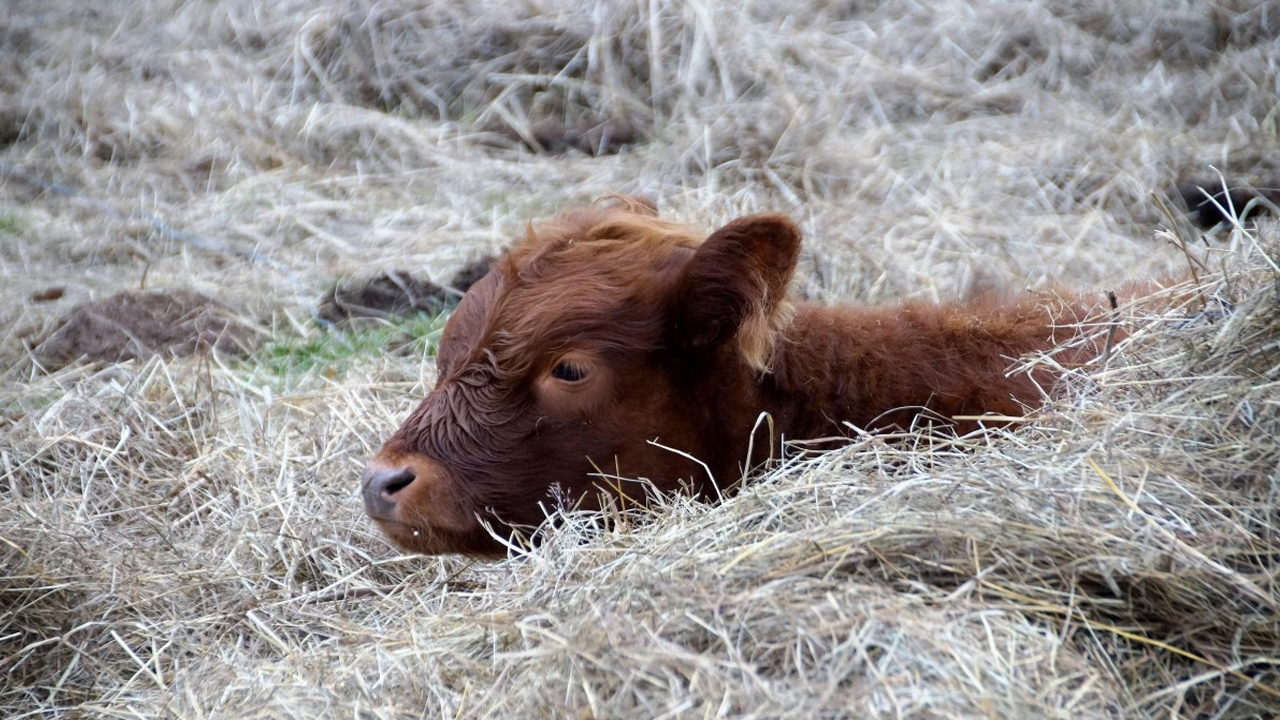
[361,462,417,519]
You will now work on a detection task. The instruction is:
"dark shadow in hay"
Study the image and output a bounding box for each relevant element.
[1176,177,1280,229]
[29,286,66,303]
[317,258,494,326]
[0,107,30,149]
[34,290,255,370]
[484,117,644,156]
[307,10,653,155]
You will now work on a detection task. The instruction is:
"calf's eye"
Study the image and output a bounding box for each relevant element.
[550,361,588,382]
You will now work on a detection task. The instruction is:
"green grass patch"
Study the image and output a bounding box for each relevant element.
[251,311,448,387]
[0,211,29,236]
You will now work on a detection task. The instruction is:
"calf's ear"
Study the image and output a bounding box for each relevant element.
[671,213,801,371]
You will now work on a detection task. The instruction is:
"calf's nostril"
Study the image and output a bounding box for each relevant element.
[368,466,417,491]
[372,468,416,496]
[362,465,418,519]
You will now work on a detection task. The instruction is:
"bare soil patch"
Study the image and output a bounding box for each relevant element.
[318,257,492,324]
[34,289,254,369]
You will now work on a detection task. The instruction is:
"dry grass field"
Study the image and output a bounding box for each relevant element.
[2,0,1279,717]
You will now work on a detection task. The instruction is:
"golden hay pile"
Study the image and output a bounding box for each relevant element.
[2,0,1278,717]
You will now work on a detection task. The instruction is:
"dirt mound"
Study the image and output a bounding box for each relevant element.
[318,258,493,325]
[447,255,494,294]
[318,271,450,325]
[35,290,254,369]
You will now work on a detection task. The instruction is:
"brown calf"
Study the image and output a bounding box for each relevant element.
[363,198,1115,555]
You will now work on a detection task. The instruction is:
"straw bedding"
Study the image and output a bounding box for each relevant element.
[2,0,1277,717]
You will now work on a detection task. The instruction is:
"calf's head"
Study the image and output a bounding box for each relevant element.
[362,199,801,555]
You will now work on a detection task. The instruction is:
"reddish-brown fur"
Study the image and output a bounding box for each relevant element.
[363,198,1116,556]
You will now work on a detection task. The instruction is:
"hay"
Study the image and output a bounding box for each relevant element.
[2,0,1279,717]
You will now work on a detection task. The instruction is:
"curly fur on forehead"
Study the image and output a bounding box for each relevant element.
[503,198,701,278]
[492,197,791,371]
